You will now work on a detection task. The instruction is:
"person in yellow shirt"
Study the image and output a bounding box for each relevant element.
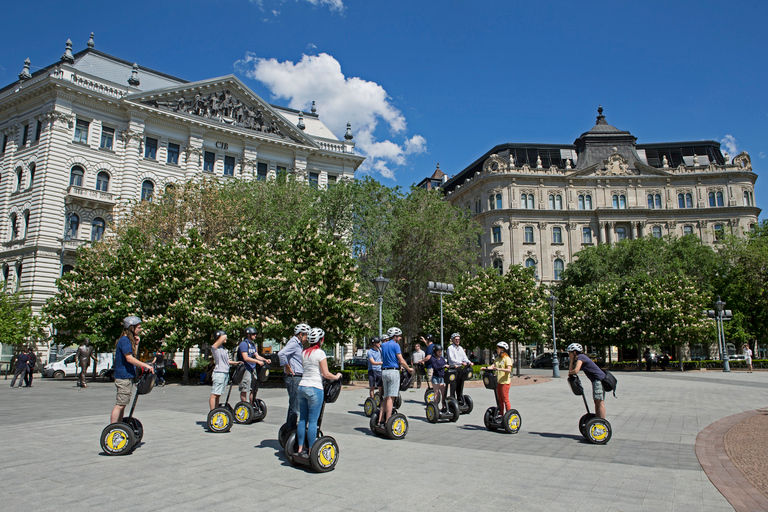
[484,342,513,414]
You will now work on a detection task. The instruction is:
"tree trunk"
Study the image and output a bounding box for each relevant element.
[183,346,190,385]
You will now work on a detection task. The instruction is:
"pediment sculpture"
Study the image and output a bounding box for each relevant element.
[148,89,285,137]
[483,154,508,174]
[596,153,634,176]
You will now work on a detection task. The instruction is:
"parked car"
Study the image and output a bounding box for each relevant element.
[43,352,113,379]
[344,357,369,367]
[530,352,570,369]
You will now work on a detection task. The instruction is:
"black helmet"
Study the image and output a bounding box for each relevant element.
[426,334,434,341]
[244,327,257,335]
[434,345,443,352]
[371,336,381,344]
[213,330,226,340]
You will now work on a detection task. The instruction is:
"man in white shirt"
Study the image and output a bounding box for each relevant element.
[447,333,471,367]
[411,343,426,388]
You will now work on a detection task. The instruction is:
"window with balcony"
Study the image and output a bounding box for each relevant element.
[492,226,501,243]
[257,162,268,181]
[100,126,114,150]
[224,156,235,176]
[96,171,110,192]
[91,217,105,242]
[65,213,79,239]
[203,151,215,172]
[554,259,564,281]
[493,259,503,275]
[582,227,592,244]
[167,143,179,164]
[552,227,562,244]
[652,226,662,238]
[74,119,89,144]
[524,226,534,243]
[141,180,154,202]
[144,137,158,159]
[70,166,84,187]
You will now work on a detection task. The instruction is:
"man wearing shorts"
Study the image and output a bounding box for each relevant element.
[111,316,153,423]
[367,337,383,400]
[567,343,606,418]
[238,327,270,403]
[420,335,435,390]
[379,327,413,426]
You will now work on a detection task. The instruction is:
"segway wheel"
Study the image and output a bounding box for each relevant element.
[585,417,612,444]
[284,430,298,465]
[425,402,439,423]
[579,413,596,438]
[462,395,474,414]
[278,423,290,448]
[100,422,136,456]
[484,407,498,431]
[447,399,460,422]
[386,414,408,440]
[503,409,522,434]
[394,394,402,409]
[234,401,254,424]
[424,388,436,404]
[310,436,339,473]
[369,411,379,432]
[252,399,267,422]
[364,397,376,417]
[123,417,144,443]
[207,407,233,433]
[373,392,382,408]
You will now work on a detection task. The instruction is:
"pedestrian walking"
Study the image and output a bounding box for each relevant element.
[24,348,37,387]
[10,350,29,388]
[743,343,753,373]
[151,347,166,386]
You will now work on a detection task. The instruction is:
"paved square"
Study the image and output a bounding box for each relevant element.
[1,369,765,511]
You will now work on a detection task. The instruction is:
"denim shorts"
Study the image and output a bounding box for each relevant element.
[368,370,382,388]
[592,379,605,401]
[381,369,400,397]
[211,372,229,396]
[431,376,444,385]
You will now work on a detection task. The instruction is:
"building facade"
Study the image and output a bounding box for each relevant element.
[0,36,364,362]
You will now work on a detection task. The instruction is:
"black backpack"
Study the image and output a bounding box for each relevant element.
[601,370,617,397]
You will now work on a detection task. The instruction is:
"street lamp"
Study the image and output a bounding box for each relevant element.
[371,269,390,338]
[547,293,560,378]
[714,296,731,373]
[428,281,454,349]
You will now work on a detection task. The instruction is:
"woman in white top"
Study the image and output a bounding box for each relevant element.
[743,343,753,373]
[296,327,341,457]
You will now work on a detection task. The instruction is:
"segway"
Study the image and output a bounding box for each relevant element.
[364,386,403,416]
[283,379,342,472]
[207,363,246,433]
[481,370,521,434]
[100,366,155,455]
[425,381,460,423]
[370,369,412,439]
[568,375,611,444]
[233,362,269,425]
[424,386,436,404]
[445,365,474,415]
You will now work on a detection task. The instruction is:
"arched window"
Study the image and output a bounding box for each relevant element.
[492,259,503,275]
[15,263,22,291]
[678,193,685,209]
[647,194,654,209]
[520,194,528,209]
[23,211,29,238]
[655,194,661,209]
[578,195,585,210]
[554,259,564,281]
[15,167,22,191]
[552,226,562,244]
[28,163,35,189]
[91,217,106,242]
[549,195,555,209]
[528,194,535,209]
[2,265,8,290]
[585,195,592,209]
[612,195,619,209]
[686,193,693,208]
[9,213,18,239]
[489,195,495,210]
[524,226,534,243]
[65,213,79,239]
[709,192,716,207]
[556,194,563,210]
[70,166,84,187]
[492,226,501,243]
[619,195,626,209]
[62,264,75,275]
[496,194,502,210]
[525,258,538,280]
[716,191,724,207]
[652,226,662,238]
[96,171,110,192]
[141,180,154,202]
[744,191,749,206]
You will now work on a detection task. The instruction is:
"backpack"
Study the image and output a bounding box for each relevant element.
[601,370,617,397]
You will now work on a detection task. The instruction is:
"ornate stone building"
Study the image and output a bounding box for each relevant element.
[441,107,760,282]
[0,36,364,362]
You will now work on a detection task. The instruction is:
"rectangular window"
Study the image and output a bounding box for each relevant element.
[204,151,216,172]
[582,227,592,244]
[492,226,501,244]
[276,165,287,181]
[144,137,158,159]
[223,156,235,176]
[524,226,534,243]
[167,143,179,164]
[1,133,7,153]
[552,227,562,244]
[22,124,29,146]
[309,172,319,188]
[34,121,42,142]
[257,162,268,180]
[100,126,114,150]
[74,119,89,144]
[683,225,694,236]
[616,227,627,241]
[652,226,663,238]
[327,174,337,187]
[714,224,724,241]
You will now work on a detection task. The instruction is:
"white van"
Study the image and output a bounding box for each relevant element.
[43,352,113,379]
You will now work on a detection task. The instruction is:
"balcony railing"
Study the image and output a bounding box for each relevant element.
[65,186,116,208]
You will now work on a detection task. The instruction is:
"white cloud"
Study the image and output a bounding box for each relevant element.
[721,135,738,156]
[759,152,766,159]
[235,52,426,181]
[249,0,345,13]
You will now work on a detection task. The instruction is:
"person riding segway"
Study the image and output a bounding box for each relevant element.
[101,365,156,455]
[421,335,436,404]
[445,333,474,415]
[277,323,310,447]
[234,327,270,425]
[425,345,460,423]
[206,330,243,433]
[363,337,383,417]
[481,342,521,434]
[567,343,612,444]
[370,327,413,440]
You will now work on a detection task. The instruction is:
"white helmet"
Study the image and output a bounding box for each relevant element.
[566,343,583,353]
[308,327,325,344]
[294,323,311,335]
[123,316,142,329]
[380,333,390,341]
[387,327,402,337]
[451,332,460,339]
[497,342,509,351]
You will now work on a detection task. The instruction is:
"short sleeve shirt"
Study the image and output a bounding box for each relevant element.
[299,348,327,390]
[493,354,513,385]
[238,340,257,371]
[212,346,230,373]
[577,354,605,383]
[367,348,382,372]
[381,341,402,369]
[412,350,425,365]
[113,336,135,379]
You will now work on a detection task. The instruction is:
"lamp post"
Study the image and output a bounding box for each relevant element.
[428,281,454,349]
[371,269,390,338]
[714,296,731,373]
[547,293,560,378]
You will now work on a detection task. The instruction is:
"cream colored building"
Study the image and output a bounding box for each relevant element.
[441,107,760,282]
[0,36,363,362]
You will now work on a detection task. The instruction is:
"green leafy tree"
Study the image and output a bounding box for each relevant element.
[0,291,45,348]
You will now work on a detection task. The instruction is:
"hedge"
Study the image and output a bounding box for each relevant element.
[604,359,768,371]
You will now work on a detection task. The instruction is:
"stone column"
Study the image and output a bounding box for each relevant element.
[508,221,518,265]
[600,221,607,245]
[630,222,637,239]
[537,222,547,280]
[567,222,577,259]
[605,222,614,245]
[638,221,646,238]
[120,119,145,201]
[183,131,205,180]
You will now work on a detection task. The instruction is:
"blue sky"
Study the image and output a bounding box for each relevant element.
[1,0,765,217]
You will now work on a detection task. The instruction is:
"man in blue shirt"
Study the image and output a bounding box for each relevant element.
[420,334,435,391]
[379,327,413,426]
[367,337,383,401]
[238,327,270,403]
[278,323,310,428]
[111,316,154,423]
